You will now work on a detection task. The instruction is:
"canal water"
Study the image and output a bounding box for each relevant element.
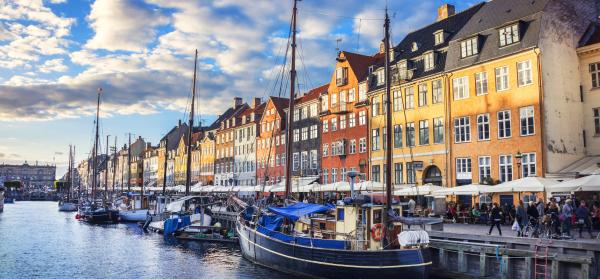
[0,202,294,279]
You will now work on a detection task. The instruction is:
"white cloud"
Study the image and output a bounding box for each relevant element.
[85,0,170,52]
[49,0,67,3]
[39,58,68,73]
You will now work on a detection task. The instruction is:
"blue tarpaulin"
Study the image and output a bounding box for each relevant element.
[259,215,284,231]
[163,215,191,236]
[257,226,346,250]
[267,202,332,222]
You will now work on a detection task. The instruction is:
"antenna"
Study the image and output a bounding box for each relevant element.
[335,38,342,54]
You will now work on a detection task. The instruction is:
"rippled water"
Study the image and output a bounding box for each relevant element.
[0,202,294,279]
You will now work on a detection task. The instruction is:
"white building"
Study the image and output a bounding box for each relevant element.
[234,98,264,186]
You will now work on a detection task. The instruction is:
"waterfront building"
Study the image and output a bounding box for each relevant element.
[256,96,289,187]
[291,85,327,179]
[0,162,56,190]
[198,133,216,185]
[174,135,188,186]
[234,98,265,186]
[367,3,480,189]
[157,121,188,188]
[191,132,203,184]
[320,51,382,184]
[143,145,158,188]
[127,137,147,187]
[443,0,598,204]
[215,98,248,186]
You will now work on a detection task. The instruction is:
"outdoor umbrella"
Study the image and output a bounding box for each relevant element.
[483,177,558,193]
[433,184,487,196]
[546,174,600,193]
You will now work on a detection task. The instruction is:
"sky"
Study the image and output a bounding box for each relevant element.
[0,0,475,177]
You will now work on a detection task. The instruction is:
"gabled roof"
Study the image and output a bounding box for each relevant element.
[342,51,384,82]
[238,102,266,125]
[296,84,328,105]
[270,96,289,118]
[160,122,189,151]
[206,106,237,131]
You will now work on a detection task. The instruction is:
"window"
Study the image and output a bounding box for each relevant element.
[477,113,490,141]
[310,150,318,169]
[322,169,329,184]
[323,144,329,156]
[372,97,381,116]
[419,120,429,145]
[434,31,444,45]
[293,108,300,122]
[349,139,357,154]
[405,87,414,109]
[499,24,519,47]
[310,103,318,117]
[358,111,366,125]
[498,110,511,138]
[300,127,308,141]
[331,118,338,131]
[432,80,442,104]
[454,116,471,143]
[301,151,308,170]
[522,152,536,177]
[456,158,472,181]
[519,106,534,136]
[499,155,513,182]
[377,70,385,85]
[293,129,300,142]
[372,129,380,151]
[475,72,488,96]
[418,84,427,107]
[336,67,348,86]
[424,52,435,71]
[359,83,367,101]
[594,108,600,135]
[433,117,444,144]
[339,90,347,105]
[359,138,367,153]
[341,168,347,182]
[460,37,478,58]
[348,88,356,102]
[394,125,402,148]
[321,95,328,111]
[517,60,533,86]
[275,154,280,166]
[331,168,337,182]
[591,63,600,88]
[372,165,381,182]
[393,90,402,111]
[398,60,408,80]
[322,120,328,132]
[453,77,469,100]
[406,122,415,147]
[394,163,403,185]
[348,113,356,127]
[407,162,416,184]
[331,93,337,107]
[340,115,346,129]
[478,156,491,183]
[332,140,345,156]
[495,66,509,91]
[310,125,318,138]
[292,152,299,171]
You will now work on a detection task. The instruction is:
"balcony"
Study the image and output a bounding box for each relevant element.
[329,101,349,114]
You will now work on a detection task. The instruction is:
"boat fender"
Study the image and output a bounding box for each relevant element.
[371,223,382,241]
[75,213,81,220]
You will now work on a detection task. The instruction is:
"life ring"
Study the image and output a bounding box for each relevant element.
[371,223,383,242]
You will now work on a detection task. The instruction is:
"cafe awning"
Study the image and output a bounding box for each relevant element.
[483,177,558,193]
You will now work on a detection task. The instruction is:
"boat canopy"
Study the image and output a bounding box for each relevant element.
[166,196,207,212]
[267,202,332,222]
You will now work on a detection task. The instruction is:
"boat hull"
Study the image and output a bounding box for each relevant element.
[236,220,430,279]
[119,209,149,222]
[83,209,119,224]
[58,202,78,212]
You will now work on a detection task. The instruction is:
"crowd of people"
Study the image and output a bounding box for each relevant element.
[445,195,600,239]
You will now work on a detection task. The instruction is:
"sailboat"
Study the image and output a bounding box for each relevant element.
[80,88,119,224]
[234,2,432,278]
[0,186,4,213]
[59,145,78,211]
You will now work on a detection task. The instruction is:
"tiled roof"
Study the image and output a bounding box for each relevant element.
[160,122,189,151]
[270,96,289,117]
[343,51,384,82]
[579,22,600,47]
[296,84,327,105]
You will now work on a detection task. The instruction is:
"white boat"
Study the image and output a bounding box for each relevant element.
[58,201,78,212]
[119,209,149,222]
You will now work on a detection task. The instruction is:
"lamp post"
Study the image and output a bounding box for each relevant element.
[515,151,523,179]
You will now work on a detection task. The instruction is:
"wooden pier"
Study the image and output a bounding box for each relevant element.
[428,230,599,279]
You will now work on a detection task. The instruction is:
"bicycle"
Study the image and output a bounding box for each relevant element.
[521,217,540,238]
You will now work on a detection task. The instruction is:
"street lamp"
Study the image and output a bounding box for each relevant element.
[515,151,523,179]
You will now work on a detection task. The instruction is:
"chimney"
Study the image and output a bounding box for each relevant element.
[252,97,261,108]
[437,4,455,21]
[379,41,385,54]
[233,97,243,108]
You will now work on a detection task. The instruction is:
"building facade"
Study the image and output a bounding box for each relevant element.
[291,85,326,179]
[215,98,247,186]
[234,98,264,186]
[0,162,56,190]
[256,96,289,186]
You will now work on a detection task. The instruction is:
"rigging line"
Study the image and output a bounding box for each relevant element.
[298,8,384,21]
[356,19,361,52]
[297,33,315,91]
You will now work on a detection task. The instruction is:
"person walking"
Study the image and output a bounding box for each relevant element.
[527,201,540,236]
[561,199,574,237]
[488,203,503,236]
[576,200,593,238]
[407,198,416,217]
[536,198,545,218]
[516,200,527,237]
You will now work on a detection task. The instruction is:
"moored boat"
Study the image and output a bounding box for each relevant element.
[0,187,4,212]
[58,200,78,212]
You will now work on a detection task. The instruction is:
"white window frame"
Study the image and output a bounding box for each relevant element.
[460,37,478,58]
[522,152,536,177]
[424,52,435,71]
[455,158,472,181]
[519,106,535,136]
[495,66,509,91]
[477,113,490,141]
[349,139,357,154]
[339,114,346,129]
[348,113,356,128]
[348,88,356,102]
[323,144,329,157]
[590,63,600,88]
[359,138,367,153]
[499,24,520,47]
[499,155,513,182]
[372,129,380,151]
[478,156,491,183]
[454,116,471,143]
[322,120,328,132]
[453,77,469,100]
[405,87,414,109]
[393,90,402,111]
[432,80,442,104]
[331,118,338,131]
[517,60,533,87]
[310,149,318,169]
[310,125,318,139]
[301,127,308,141]
[292,152,299,171]
[475,72,488,96]
[358,111,366,126]
[418,83,427,107]
[497,110,512,139]
[594,108,600,135]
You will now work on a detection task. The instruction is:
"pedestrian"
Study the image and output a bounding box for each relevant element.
[576,200,593,238]
[516,200,527,237]
[536,198,545,217]
[561,199,574,237]
[408,198,416,217]
[527,201,540,234]
[548,201,561,235]
[488,203,503,236]
[592,204,600,230]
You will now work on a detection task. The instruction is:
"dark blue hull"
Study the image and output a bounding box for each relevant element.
[83,209,119,224]
[236,220,431,279]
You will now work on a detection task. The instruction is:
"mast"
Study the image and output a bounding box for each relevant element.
[67,145,72,201]
[75,146,79,201]
[112,136,117,197]
[185,50,198,197]
[127,133,131,193]
[284,0,298,198]
[92,88,102,207]
[104,135,109,204]
[383,9,393,248]
[162,137,168,194]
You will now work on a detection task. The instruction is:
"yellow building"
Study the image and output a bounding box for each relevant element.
[199,133,215,185]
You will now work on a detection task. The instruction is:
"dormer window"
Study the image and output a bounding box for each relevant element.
[434,30,445,45]
[460,36,479,58]
[499,23,520,47]
[398,60,408,80]
[423,52,435,71]
[376,70,385,85]
[411,42,419,52]
[368,65,374,74]
[336,67,348,86]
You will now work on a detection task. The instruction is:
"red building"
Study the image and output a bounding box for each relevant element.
[256,96,289,187]
[320,51,383,184]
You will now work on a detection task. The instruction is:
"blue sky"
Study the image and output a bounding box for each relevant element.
[0,0,474,177]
